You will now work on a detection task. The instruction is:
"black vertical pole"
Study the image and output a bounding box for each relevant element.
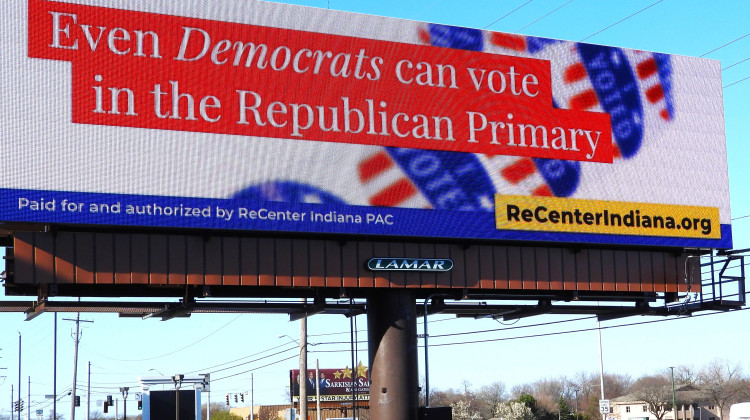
[349,299,356,418]
[53,314,57,420]
[18,332,21,420]
[367,290,418,420]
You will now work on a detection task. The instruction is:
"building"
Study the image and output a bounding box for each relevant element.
[611,385,721,420]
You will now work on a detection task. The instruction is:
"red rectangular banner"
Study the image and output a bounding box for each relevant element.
[28,0,613,162]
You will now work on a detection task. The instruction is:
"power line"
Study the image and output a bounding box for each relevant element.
[579,0,665,42]
[516,0,575,32]
[722,57,750,72]
[484,0,534,30]
[429,306,749,348]
[701,33,750,57]
[429,315,595,339]
[200,347,298,375]
[81,313,243,362]
[187,342,297,374]
[213,355,298,382]
[724,76,750,89]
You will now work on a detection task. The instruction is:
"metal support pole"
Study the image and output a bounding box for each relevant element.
[87,362,91,420]
[27,376,30,420]
[367,290,419,420]
[120,387,128,420]
[53,314,57,420]
[18,332,21,420]
[71,313,80,420]
[422,294,441,407]
[172,375,183,420]
[669,366,677,420]
[349,301,356,418]
[315,362,320,420]
[299,301,308,420]
[597,319,606,420]
[250,373,255,420]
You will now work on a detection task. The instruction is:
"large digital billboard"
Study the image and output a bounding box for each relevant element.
[0,0,731,248]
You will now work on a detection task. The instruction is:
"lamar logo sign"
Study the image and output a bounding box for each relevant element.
[367,258,453,272]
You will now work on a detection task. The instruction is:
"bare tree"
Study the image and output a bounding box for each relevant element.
[697,359,747,420]
[629,375,673,420]
[667,365,700,387]
[478,382,508,418]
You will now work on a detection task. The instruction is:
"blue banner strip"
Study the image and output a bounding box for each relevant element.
[1,188,732,248]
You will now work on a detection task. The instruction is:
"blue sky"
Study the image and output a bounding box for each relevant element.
[1,0,750,418]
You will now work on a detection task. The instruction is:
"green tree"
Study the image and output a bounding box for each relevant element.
[557,396,573,420]
[210,410,243,420]
[518,393,537,412]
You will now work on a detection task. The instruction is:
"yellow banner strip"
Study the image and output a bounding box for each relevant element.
[495,195,721,239]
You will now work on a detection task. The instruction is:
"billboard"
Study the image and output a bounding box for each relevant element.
[0,0,731,248]
[291,366,369,402]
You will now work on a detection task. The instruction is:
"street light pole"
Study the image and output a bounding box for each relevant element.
[670,367,677,420]
[299,301,308,420]
[17,332,21,420]
[172,375,184,420]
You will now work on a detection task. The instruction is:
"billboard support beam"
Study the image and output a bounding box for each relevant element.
[367,290,419,420]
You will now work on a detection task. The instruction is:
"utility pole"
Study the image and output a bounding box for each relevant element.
[27,376,30,420]
[63,311,94,420]
[53,313,57,420]
[299,301,308,420]
[70,313,80,420]
[18,332,21,420]
[597,319,606,420]
[670,367,677,420]
[250,373,255,420]
[87,362,91,420]
[315,361,320,420]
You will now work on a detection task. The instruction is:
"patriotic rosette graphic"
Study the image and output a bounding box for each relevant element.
[234,23,675,214]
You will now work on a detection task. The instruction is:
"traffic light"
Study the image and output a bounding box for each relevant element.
[241,393,245,403]
[103,402,109,414]
[74,396,80,407]
[225,394,230,406]
[137,400,142,410]
[234,394,238,403]
[106,395,113,405]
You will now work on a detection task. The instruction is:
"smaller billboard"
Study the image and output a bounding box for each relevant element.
[291,364,370,403]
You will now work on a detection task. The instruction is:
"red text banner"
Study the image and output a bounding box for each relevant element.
[28,0,613,162]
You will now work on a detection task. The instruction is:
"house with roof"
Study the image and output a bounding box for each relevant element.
[610,385,721,420]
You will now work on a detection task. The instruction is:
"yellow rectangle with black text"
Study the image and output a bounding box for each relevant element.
[495,195,721,239]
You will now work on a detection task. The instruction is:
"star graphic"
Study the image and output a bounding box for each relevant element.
[341,366,353,379]
[333,370,342,379]
[356,361,368,378]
